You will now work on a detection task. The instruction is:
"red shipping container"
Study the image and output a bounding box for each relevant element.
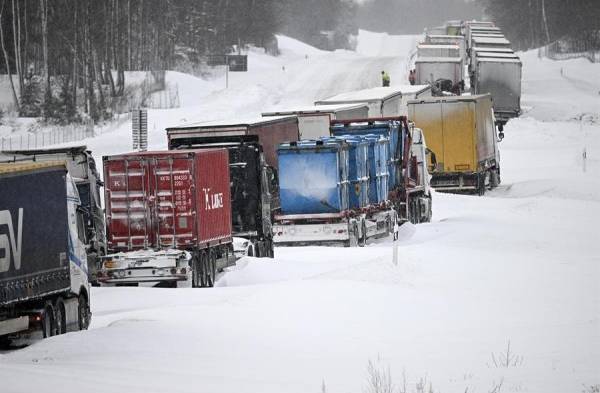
[103,149,232,252]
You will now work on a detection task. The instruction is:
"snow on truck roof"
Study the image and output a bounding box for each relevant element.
[0,161,67,174]
[316,85,431,104]
[262,103,368,116]
[471,36,511,45]
[407,94,492,105]
[414,56,462,63]
[469,26,501,31]
[477,57,522,64]
[427,34,464,40]
[166,115,297,131]
[476,52,520,59]
[472,47,514,53]
[417,44,460,49]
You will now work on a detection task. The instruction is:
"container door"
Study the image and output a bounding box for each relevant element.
[150,156,196,248]
[347,144,360,209]
[410,103,444,173]
[441,101,475,172]
[105,158,152,250]
[339,148,349,211]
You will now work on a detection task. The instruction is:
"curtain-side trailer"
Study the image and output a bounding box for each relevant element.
[315,86,432,117]
[262,104,369,140]
[0,162,91,346]
[407,94,501,194]
[472,57,522,124]
[0,146,105,284]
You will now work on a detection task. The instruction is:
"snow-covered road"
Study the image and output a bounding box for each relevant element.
[1,31,599,393]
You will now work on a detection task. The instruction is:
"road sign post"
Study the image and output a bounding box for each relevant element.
[132,109,148,151]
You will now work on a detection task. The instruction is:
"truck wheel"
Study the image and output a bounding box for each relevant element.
[0,336,11,350]
[359,221,367,247]
[54,298,67,335]
[192,253,202,288]
[490,169,500,189]
[477,173,486,196]
[346,223,359,247]
[42,303,55,338]
[266,239,274,258]
[424,197,433,223]
[199,250,208,287]
[78,294,91,330]
[206,249,216,288]
[256,241,265,258]
[223,246,230,270]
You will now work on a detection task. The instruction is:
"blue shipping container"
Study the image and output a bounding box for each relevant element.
[336,136,369,209]
[278,141,349,214]
[360,135,389,204]
[331,121,403,190]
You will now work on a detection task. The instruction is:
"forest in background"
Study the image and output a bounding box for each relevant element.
[480,0,600,51]
[0,0,598,124]
[0,0,356,123]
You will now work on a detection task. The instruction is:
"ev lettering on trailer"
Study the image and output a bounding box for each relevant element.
[0,209,23,273]
[203,188,224,210]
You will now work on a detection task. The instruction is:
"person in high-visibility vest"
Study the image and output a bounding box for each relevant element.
[381,71,390,87]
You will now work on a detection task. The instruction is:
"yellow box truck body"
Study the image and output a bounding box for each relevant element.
[407,94,500,194]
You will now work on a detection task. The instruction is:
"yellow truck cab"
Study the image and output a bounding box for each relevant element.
[407,94,500,195]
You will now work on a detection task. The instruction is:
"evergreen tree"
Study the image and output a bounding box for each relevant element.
[19,76,42,117]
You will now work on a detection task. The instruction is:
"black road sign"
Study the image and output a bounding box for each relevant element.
[227,55,248,72]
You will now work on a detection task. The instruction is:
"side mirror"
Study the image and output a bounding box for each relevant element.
[425,148,437,173]
[497,123,505,142]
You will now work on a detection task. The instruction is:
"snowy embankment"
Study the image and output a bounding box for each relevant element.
[1,32,599,393]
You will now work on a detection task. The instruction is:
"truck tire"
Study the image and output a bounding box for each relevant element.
[359,221,367,247]
[257,241,265,258]
[78,294,91,331]
[206,249,216,288]
[0,336,11,350]
[266,238,275,258]
[424,196,433,223]
[346,223,359,247]
[42,302,55,338]
[54,298,67,335]
[192,256,200,288]
[199,250,208,288]
[490,168,500,189]
[477,173,486,196]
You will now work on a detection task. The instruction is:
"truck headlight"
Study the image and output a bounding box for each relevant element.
[104,260,117,269]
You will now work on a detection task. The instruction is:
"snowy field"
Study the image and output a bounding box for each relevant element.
[1,31,599,393]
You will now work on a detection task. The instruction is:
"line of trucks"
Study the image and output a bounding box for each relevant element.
[416,20,522,128]
[409,19,519,193]
[0,92,438,343]
[0,21,511,343]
